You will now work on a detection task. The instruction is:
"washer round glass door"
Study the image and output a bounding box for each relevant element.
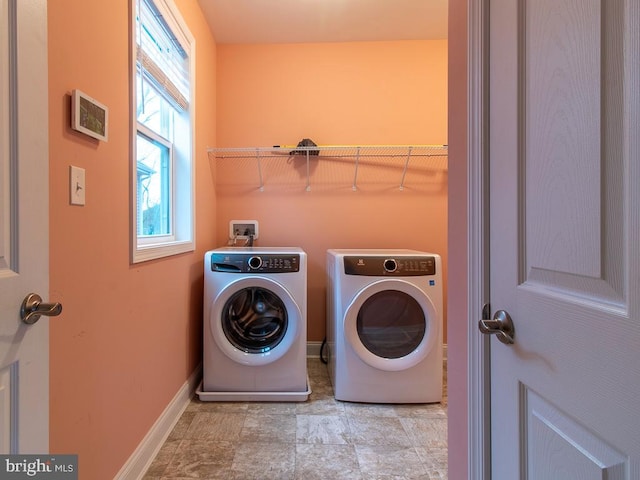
[223,287,287,353]
[211,276,301,366]
[344,279,439,372]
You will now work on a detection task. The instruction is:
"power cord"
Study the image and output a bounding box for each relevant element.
[319,337,328,364]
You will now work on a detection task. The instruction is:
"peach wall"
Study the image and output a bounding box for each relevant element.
[47,1,216,478]
[447,0,469,478]
[215,41,448,343]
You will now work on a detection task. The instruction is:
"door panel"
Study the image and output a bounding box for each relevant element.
[525,0,602,280]
[525,388,626,480]
[523,0,626,303]
[489,0,639,478]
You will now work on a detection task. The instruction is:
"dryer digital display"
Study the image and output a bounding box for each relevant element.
[343,256,436,276]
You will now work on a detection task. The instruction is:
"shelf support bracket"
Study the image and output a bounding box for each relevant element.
[352,146,361,191]
[399,146,413,190]
[255,148,264,191]
[305,151,311,191]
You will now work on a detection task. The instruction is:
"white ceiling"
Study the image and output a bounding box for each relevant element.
[197,0,448,45]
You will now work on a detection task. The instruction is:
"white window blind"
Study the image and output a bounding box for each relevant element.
[136,0,189,111]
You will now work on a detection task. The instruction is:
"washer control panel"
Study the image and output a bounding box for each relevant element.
[211,253,300,273]
[344,255,436,276]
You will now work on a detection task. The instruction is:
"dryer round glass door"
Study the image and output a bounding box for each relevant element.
[344,279,439,372]
[210,276,301,366]
[357,290,425,358]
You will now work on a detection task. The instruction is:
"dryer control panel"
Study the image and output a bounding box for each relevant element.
[211,253,300,273]
[344,256,436,276]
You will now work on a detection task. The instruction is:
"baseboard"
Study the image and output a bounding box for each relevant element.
[114,364,202,480]
[306,340,323,358]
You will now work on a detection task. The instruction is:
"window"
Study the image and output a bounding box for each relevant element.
[131,0,195,262]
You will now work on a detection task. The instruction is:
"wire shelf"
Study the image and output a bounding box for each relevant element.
[208,145,448,191]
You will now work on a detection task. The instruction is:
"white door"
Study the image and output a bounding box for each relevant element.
[487,0,639,478]
[0,0,54,453]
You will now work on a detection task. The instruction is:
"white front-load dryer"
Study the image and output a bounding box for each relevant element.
[198,247,310,401]
[326,249,443,403]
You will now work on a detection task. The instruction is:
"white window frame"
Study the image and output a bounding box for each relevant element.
[136,123,173,243]
[130,0,196,263]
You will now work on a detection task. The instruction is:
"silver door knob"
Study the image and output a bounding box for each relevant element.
[479,308,515,344]
[20,293,62,325]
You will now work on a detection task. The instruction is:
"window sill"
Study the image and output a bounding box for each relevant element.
[132,239,195,264]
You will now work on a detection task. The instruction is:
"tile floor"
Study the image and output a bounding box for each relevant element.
[143,358,447,479]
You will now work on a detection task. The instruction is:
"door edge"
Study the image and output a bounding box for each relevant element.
[467,0,491,478]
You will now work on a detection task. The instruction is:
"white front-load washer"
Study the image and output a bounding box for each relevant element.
[326,249,443,403]
[198,247,310,401]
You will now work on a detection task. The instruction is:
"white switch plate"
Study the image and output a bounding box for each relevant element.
[70,165,85,205]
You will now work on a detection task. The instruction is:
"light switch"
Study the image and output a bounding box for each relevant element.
[70,165,85,206]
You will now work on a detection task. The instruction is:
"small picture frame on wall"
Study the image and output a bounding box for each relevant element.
[71,89,108,142]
